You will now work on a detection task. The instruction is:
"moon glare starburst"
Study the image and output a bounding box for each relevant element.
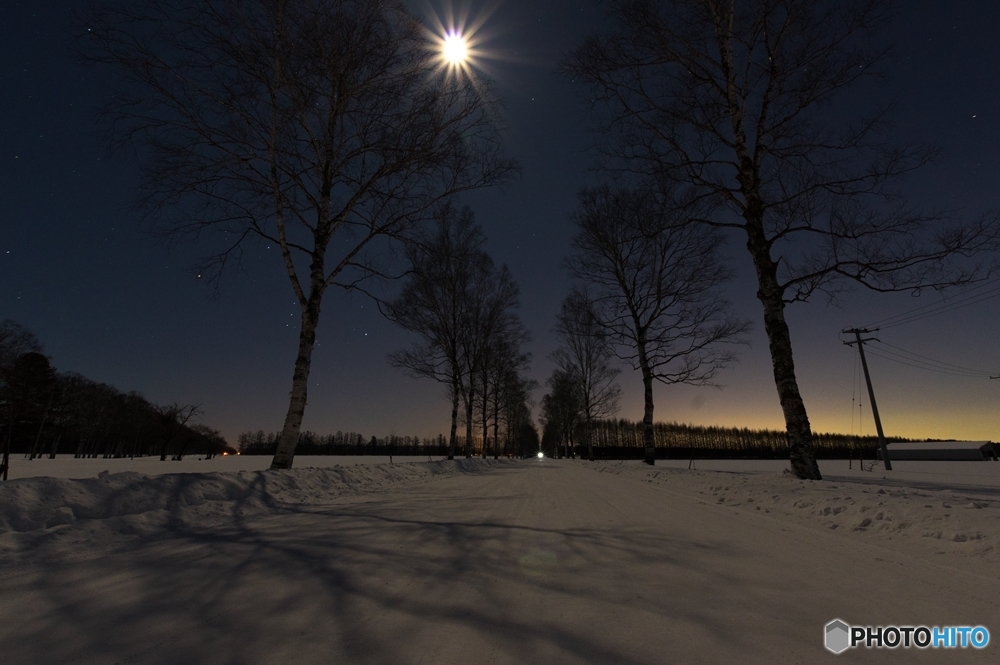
[425,3,498,80]
[442,32,468,65]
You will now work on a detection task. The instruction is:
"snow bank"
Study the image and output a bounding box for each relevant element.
[0,458,508,536]
[592,461,1000,564]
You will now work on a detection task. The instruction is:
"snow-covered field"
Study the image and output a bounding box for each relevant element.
[4,454,451,480]
[1,457,997,663]
[596,459,1000,566]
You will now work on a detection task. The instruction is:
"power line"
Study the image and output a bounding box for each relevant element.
[879,288,1000,329]
[839,329,1000,378]
[862,278,1000,328]
[861,279,1000,330]
[876,340,997,376]
[864,348,994,378]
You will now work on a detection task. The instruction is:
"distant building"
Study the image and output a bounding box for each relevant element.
[878,441,998,461]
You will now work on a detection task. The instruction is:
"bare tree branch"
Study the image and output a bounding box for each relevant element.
[565,0,1000,479]
[565,185,750,464]
[82,0,517,469]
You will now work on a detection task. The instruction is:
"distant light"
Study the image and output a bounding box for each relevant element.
[537,452,544,458]
[222,452,228,456]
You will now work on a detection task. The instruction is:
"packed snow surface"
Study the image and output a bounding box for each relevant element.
[1,457,998,664]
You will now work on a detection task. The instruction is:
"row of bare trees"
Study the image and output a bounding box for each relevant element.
[0,321,230,479]
[386,205,538,459]
[237,427,541,458]
[238,430,439,456]
[541,289,621,461]
[551,186,750,465]
[560,0,1000,478]
[85,0,1000,478]
[570,418,912,461]
[83,0,517,471]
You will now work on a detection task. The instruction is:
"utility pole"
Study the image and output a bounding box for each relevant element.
[991,377,1000,451]
[843,328,892,471]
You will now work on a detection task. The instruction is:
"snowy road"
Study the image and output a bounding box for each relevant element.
[2,459,997,664]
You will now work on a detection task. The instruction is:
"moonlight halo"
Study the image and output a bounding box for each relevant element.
[424,2,498,79]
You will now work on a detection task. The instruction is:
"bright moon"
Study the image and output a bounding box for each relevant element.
[443,33,468,64]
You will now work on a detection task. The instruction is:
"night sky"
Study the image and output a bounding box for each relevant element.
[3,1,1000,446]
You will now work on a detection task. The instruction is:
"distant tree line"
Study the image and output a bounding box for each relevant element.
[545,418,913,461]
[0,320,232,479]
[237,425,540,459]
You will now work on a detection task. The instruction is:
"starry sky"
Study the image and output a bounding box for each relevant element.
[3,0,1000,446]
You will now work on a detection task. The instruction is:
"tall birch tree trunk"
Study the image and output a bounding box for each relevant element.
[638,361,655,466]
[448,377,459,460]
[464,390,474,459]
[744,214,822,480]
[271,294,321,470]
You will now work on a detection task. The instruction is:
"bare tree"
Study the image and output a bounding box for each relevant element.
[0,322,45,479]
[387,204,526,460]
[459,261,521,458]
[0,321,42,370]
[540,369,583,459]
[494,371,537,459]
[84,0,516,470]
[506,399,539,458]
[188,424,229,459]
[385,204,486,460]
[566,0,1000,479]
[567,185,750,465]
[1,352,55,481]
[477,318,531,458]
[551,287,622,460]
[156,403,202,461]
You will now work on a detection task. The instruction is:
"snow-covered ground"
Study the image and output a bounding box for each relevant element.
[1,457,997,663]
[594,459,1000,567]
[4,454,452,480]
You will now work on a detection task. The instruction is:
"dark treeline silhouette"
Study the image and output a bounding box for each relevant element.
[237,427,540,459]
[0,320,231,479]
[544,418,913,461]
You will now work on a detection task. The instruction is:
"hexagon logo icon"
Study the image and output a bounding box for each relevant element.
[825,619,851,654]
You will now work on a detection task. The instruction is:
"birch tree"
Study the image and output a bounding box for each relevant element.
[386,205,527,460]
[477,319,531,458]
[551,288,622,460]
[459,262,521,458]
[385,204,485,460]
[540,369,582,459]
[566,0,1000,478]
[85,0,516,470]
[567,185,749,465]
[494,371,537,458]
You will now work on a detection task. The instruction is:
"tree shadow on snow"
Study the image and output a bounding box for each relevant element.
[2,465,772,665]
